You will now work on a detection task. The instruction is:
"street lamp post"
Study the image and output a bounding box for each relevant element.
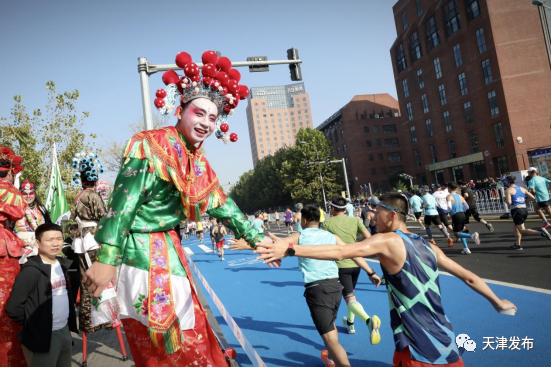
[341,158,351,200]
[532,0,551,66]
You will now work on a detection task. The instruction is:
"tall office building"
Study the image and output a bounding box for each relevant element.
[391,0,551,185]
[246,82,313,165]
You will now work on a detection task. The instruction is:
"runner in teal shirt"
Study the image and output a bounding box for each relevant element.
[527,168,551,228]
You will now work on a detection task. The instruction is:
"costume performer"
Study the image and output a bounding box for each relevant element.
[70,152,113,333]
[85,50,267,366]
[15,179,52,263]
[71,152,128,364]
[0,145,27,366]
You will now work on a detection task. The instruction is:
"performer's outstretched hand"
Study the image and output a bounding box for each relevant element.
[84,261,117,297]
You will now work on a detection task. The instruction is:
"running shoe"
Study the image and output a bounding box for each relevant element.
[486,223,494,232]
[221,256,225,261]
[342,316,356,334]
[461,248,472,255]
[447,237,454,247]
[471,232,480,246]
[541,227,551,240]
[368,315,381,345]
[320,349,335,367]
[510,244,524,251]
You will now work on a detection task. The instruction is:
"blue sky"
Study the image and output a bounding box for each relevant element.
[0,0,399,188]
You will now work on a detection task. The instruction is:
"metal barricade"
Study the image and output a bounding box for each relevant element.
[474,187,535,215]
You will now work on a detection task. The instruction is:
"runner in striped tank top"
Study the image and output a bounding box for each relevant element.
[257,192,518,367]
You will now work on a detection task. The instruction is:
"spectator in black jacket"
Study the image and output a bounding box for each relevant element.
[6,223,78,367]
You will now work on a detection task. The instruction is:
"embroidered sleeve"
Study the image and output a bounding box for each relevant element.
[0,185,26,222]
[207,197,264,248]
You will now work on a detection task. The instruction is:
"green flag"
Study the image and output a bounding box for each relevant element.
[45,143,70,224]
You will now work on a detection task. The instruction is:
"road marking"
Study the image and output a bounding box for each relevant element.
[197,243,214,253]
[184,247,194,256]
[365,259,550,294]
[227,257,264,267]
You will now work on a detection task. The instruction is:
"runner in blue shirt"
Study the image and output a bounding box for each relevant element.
[408,191,425,230]
[447,183,480,255]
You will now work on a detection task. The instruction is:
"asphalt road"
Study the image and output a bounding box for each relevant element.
[408,219,550,290]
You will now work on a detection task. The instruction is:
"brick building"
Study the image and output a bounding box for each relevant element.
[317,94,409,195]
[391,0,551,185]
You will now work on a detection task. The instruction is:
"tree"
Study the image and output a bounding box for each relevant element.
[101,118,162,173]
[229,128,343,212]
[279,128,343,205]
[0,81,96,201]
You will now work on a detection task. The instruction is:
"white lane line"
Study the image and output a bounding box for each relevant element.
[197,243,214,253]
[184,247,194,256]
[365,259,550,294]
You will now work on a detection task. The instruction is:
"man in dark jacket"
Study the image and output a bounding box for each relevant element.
[6,223,78,367]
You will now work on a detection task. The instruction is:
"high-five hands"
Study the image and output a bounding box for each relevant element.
[255,232,290,266]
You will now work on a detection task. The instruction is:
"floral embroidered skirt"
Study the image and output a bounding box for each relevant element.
[118,254,228,366]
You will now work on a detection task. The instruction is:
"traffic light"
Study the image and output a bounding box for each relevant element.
[287,48,302,81]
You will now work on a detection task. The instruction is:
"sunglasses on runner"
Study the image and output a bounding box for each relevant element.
[376,202,408,217]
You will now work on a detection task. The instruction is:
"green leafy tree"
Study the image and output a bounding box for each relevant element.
[279,128,343,205]
[0,81,96,201]
[230,128,343,211]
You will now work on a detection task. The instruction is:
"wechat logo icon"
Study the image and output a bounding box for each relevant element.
[456,333,477,353]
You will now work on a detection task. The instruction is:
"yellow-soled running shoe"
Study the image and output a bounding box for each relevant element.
[369,315,381,345]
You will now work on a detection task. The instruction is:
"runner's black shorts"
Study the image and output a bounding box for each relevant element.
[304,278,342,335]
[338,267,361,298]
[451,212,466,233]
[465,207,481,223]
[424,215,442,226]
[537,200,551,209]
[414,211,422,219]
[511,208,528,225]
[437,208,450,226]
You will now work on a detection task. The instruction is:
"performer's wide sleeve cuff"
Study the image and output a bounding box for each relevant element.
[207,197,264,248]
[97,244,123,266]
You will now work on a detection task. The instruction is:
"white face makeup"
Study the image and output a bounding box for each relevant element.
[23,192,36,205]
[176,98,219,145]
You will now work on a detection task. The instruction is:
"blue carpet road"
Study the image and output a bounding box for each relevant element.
[181,235,550,367]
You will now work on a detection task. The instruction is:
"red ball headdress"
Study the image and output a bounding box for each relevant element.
[0,145,23,174]
[20,179,35,194]
[154,50,250,143]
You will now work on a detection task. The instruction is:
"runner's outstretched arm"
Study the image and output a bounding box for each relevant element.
[334,235,381,286]
[256,233,393,264]
[430,242,517,314]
